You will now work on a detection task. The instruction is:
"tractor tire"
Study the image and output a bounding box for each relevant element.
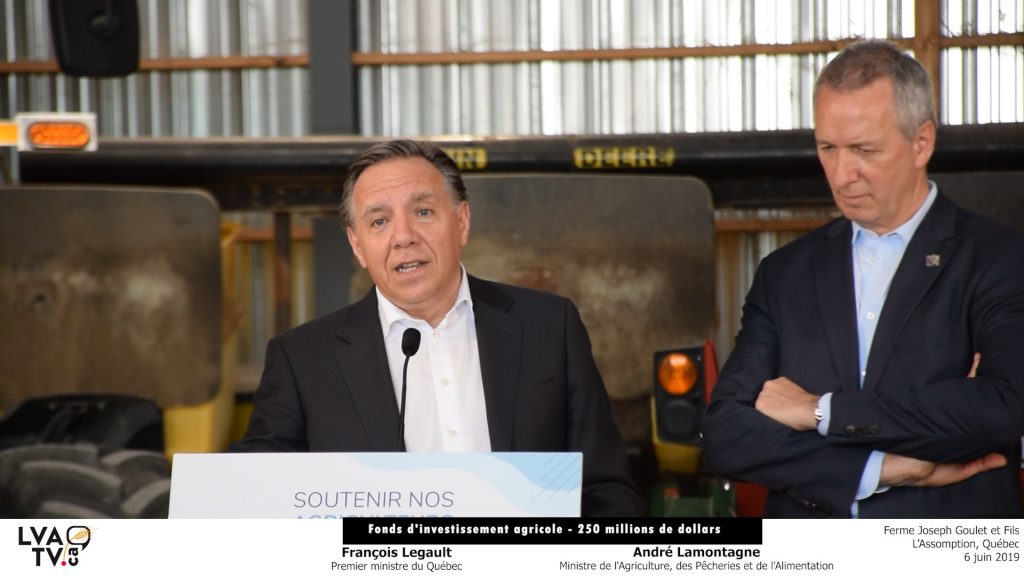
[0,443,171,518]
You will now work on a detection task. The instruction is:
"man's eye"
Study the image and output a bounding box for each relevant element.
[417,208,433,217]
[370,218,386,228]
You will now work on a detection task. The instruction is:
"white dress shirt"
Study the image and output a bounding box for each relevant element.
[377,266,491,452]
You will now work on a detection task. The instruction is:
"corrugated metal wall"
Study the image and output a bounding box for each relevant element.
[356,0,1021,136]
[3,1,1019,134]
[2,0,1020,368]
[1,0,308,136]
[942,0,1024,124]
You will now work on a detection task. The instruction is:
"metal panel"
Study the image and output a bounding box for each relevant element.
[935,171,1024,230]
[20,124,1023,210]
[0,185,222,408]
[309,0,356,134]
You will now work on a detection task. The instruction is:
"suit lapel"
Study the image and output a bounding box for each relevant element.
[862,194,959,392]
[813,219,861,393]
[468,276,522,452]
[333,289,402,451]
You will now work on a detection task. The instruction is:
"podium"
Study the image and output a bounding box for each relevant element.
[169,452,581,518]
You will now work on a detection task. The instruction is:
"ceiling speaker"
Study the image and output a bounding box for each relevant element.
[48,0,140,77]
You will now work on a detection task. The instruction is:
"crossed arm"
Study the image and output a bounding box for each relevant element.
[754,354,1007,489]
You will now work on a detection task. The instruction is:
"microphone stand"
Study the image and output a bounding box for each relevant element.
[398,327,421,451]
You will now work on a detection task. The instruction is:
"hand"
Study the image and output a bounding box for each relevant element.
[968,352,980,378]
[755,377,821,431]
[879,452,1007,488]
[876,354,994,489]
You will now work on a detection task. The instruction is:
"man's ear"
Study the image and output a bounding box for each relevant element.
[346,226,368,269]
[913,120,936,169]
[458,201,471,247]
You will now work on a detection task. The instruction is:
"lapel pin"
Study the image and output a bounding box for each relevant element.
[925,254,941,267]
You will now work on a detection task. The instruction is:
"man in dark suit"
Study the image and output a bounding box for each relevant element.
[702,40,1024,518]
[234,139,643,517]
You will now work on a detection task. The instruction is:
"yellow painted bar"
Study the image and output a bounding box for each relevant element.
[0,122,18,146]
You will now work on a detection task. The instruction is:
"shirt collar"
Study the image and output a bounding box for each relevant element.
[377,265,472,335]
[851,181,938,244]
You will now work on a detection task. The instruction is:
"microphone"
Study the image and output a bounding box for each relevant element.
[397,327,421,451]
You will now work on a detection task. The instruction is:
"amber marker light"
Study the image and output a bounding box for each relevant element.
[658,352,698,395]
[15,112,97,152]
[27,121,92,150]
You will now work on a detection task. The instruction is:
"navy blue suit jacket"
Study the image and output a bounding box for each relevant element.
[234,275,643,517]
[703,192,1024,518]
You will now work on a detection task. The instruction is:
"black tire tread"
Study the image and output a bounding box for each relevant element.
[100,450,170,495]
[1,443,171,518]
[13,460,123,517]
[121,478,172,519]
[35,499,111,519]
[0,444,99,486]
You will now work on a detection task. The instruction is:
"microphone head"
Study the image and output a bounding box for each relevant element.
[401,327,421,357]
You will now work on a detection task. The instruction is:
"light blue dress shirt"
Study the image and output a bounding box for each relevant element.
[816,183,938,516]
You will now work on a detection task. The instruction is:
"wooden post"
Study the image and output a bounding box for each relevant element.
[914,0,942,117]
[273,211,292,335]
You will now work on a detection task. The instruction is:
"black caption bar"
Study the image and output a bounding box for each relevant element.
[342,517,761,545]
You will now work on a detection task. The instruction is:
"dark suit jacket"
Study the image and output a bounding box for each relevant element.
[234,275,643,517]
[703,192,1024,518]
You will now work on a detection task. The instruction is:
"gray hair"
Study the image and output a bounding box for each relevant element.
[340,139,468,228]
[814,39,937,139]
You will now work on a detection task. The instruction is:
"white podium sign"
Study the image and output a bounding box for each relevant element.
[168,452,581,518]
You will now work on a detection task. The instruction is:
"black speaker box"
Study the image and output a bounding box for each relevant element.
[48,0,140,77]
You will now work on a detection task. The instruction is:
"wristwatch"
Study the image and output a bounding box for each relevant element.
[813,405,824,424]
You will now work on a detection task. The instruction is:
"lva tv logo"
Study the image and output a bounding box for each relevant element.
[17,525,92,567]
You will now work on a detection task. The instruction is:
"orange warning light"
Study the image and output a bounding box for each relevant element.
[26,121,92,150]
